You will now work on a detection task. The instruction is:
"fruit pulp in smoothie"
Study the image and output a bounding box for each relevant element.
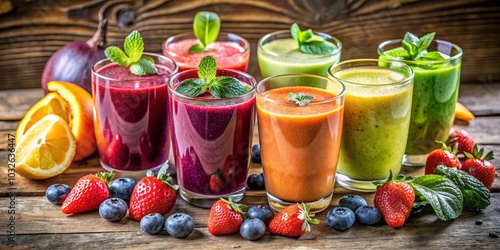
[164,39,249,72]
[93,63,171,171]
[169,85,255,196]
[258,38,340,78]
[257,86,344,202]
[335,66,413,180]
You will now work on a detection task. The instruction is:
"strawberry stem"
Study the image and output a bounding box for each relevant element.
[96,171,115,185]
[298,203,319,233]
[373,170,413,187]
[220,197,247,216]
[465,144,495,161]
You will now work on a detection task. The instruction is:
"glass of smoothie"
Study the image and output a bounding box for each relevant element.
[328,59,414,192]
[92,53,178,179]
[256,74,345,213]
[168,68,256,208]
[257,29,341,78]
[378,39,463,166]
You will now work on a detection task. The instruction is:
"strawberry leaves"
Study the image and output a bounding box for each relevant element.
[147,161,178,190]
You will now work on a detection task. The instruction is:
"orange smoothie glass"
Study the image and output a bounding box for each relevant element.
[256,74,345,213]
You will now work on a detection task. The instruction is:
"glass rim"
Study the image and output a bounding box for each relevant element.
[163,32,250,56]
[258,30,342,59]
[328,59,415,87]
[377,39,463,63]
[255,73,346,105]
[168,68,256,102]
[91,52,178,82]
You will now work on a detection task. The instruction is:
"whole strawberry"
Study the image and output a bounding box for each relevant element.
[374,171,415,228]
[269,203,319,237]
[425,142,460,174]
[207,198,247,235]
[447,129,475,156]
[462,145,496,190]
[61,172,114,214]
[129,162,178,221]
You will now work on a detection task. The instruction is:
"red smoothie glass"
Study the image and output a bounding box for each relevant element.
[168,69,256,208]
[163,32,250,72]
[92,53,178,179]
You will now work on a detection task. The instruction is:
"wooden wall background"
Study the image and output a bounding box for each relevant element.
[0,0,499,90]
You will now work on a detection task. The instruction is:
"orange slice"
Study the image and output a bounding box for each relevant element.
[47,81,97,161]
[15,114,76,179]
[455,102,475,121]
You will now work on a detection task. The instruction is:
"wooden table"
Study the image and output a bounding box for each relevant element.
[1,82,499,249]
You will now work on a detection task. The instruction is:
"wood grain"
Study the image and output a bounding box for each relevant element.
[0,0,499,90]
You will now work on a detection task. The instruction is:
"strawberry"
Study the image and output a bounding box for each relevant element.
[269,203,319,237]
[207,198,247,235]
[61,172,114,214]
[447,129,475,156]
[462,145,496,190]
[209,170,225,193]
[129,162,178,221]
[425,142,460,174]
[374,171,415,228]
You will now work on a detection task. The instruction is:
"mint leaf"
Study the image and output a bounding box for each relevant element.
[419,51,445,61]
[130,57,157,76]
[209,76,245,98]
[402,39,417,58]
[383,47,410,59]
[299,29,313,42]
[190,11,220,53]
[175,78,207,97]
[290,23,300,42]
[104,46,130,66]
[198,56,217,83]
[189,44,205,54]
[288,92,313,106]
[141,55,154,64]
[399,31,443,61]
[411,175,463,221]
[417,32,435,54]
[124,30,144,62]
[435,165,490,212]
[290,23,333,55]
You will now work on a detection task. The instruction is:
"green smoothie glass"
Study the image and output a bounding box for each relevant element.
[258,30,342,78]
[328,59,414,192]
[378,39,462,166]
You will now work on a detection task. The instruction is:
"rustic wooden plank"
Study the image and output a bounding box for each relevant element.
[458,83,500,116]
[0,89,44,120]
[0,194,499,248]
[0,0,499,90]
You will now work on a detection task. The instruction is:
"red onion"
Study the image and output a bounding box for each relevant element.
[41,18,107,94]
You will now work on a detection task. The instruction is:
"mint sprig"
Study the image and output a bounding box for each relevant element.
[175,56,248,98]
[288,92,313,106]
[290,23,334,55]
[104,30,157,76]
[384,32,445,61]
[189,11,221,53]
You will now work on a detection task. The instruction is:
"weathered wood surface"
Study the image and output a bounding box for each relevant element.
[0,0,499,90]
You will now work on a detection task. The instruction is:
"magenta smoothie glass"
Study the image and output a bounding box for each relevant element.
[168,69,256,208]
[92,53,177,179]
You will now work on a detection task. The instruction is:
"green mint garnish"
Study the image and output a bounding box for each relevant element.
[385,32,445,61]
[189,11,221,53]
[175,56,247,98]
[290,23,334,55]
[104,30,157,76]
[288,92,313,106]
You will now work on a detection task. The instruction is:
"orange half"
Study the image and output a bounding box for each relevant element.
[455,102,475,121]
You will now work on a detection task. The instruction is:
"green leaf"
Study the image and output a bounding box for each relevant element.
[300,40,334,55]
[417,32,435,54]
[411,175,463,221]
[188,43,206,53]
[209,76,246,98]
[383,47,410,59]
[402,40,416,58]
[104,46,130,66]
[418,51,445,61]
[288,92,313,106]
[175,78,207,97]
[403,32,419,47]
[192,11,220,48]
[435,165,490,212]
[299,29,313,43]
[198,56,217,83]
[141,55,154,64]
[124,30,144,63]
[290,23,301,43]
[130,57,157,76]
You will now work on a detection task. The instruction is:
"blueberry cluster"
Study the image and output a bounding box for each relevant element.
[240,205,274,240]
[326,194,382,231]
[140,212,195,238]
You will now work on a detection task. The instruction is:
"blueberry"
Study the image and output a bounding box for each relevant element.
[140,213,165,235]
[251,144,261,163]
[99,198,128,222]
[45,184,71,205]
[338,194,367,213]
[326,207,355,231]
[109,177,136,202]
[247,173,265,190]
[355,206,381,225]
[165,213,195,238]
[240,218,266,240]
[247,205,274,225]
